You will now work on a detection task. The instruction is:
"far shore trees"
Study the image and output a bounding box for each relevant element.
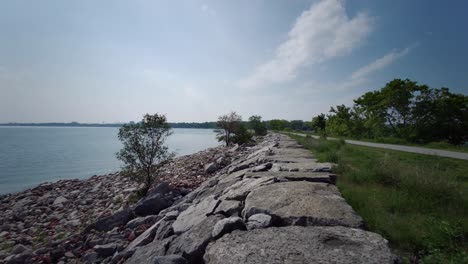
[116,113,175,195]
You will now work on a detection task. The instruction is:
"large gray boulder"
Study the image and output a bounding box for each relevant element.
[243,181,364,228]
[86,208,134,232]
[166,215,224,263]
[125,236,176,264]
[134,194,172,217]
[204,226,399,264]
[172,195,219,234]
[211,217,246,239]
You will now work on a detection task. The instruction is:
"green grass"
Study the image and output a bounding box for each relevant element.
[289,135,468,264]
[288,131,468,154]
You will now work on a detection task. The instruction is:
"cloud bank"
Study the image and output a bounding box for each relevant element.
[240,0,374,89]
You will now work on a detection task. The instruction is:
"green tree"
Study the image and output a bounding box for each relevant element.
[116,113,175,195]
[216,111,242,146]
[248,115,267,136]
[231,123,253,145]
[268,119,290,131]
[311,114,327,133]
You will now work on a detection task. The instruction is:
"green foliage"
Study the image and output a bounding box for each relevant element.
[267,119,290,131]
[116,113,175,195]
[290,135,468,263]
[216,111,242,146]
[311,114,326,133]
[323,78,467,145]
[248,115,267,136]
[231,123,253,145]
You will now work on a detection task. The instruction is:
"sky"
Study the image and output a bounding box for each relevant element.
[1,0,467,123]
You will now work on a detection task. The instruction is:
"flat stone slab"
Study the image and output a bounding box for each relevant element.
[220,177,273,201]
[270,148,315,159]
[243,181,364,228]
[270,161,335,172]
[172,195,219,233]
[204,226,398,264]
[244,171,336,184]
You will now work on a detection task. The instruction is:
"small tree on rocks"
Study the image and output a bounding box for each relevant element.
[116,113,175,195]
[216,111,242,146]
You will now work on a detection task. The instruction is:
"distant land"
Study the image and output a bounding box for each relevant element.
[0,122,218,129]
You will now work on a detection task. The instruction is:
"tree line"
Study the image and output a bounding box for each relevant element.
[310,79,468,145]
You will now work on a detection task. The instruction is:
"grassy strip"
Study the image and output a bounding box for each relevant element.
[289,134,468,264]
[286,131,468,154]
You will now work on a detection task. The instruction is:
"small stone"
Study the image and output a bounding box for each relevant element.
[81,251,98,263]
[53,196,68,205]
[246,213,272,230]
[94,243,117,257]
[11,244,31,254]
[64,251,75,258]
[204,162,218,174]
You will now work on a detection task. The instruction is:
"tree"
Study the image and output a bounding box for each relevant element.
[248,115,267,136]
[268,119,290,131]
[216,111,242,146]
[311,114,327,133]
[116,113,175,195]
[231,123,253,145]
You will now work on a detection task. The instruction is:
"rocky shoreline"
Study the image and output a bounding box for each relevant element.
[1,134,398,263]
[0,143,250,264]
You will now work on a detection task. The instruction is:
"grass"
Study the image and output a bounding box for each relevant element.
[288,131,468,154]
[289,134,468,264]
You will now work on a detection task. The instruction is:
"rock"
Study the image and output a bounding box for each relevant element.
[64,251,75,258]
[87,208,134,232]
[172,195,220,233]
[125,219,162,251]
[110,249,135,264]
[50,247,65,262]
[204,226,399,264]
[204,162,218,174]
[243,181,364,228]
[246,213,272,230]
[6,252,33,264]
[153,220,175,241]
[53,196,68,205]
[167,215,224,263]
[153,255,188,264]
[125,236,176,264]
[251,163,272,172]
[67,219,81,227]
[81,251,98,263]
[212,217,246,239]
[214,200,241,216]
[134,194,172,217]
[11,244,31,254]
[126,215,160,229]
[163,211,179,221]
[94,243,117,258]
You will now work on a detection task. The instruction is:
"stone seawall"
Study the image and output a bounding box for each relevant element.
[125,134,399,264]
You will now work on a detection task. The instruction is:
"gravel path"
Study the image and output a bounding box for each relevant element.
[290,133,468,161]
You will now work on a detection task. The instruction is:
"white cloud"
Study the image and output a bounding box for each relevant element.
[239,0,373,89]
[351,46,412,80]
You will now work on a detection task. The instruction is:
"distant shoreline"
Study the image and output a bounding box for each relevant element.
[0,122,218,129]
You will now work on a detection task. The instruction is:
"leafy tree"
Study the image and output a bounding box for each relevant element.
[290,120,306,131]
[311,114,327,133]
[231,123,253,144]
[216,111,242,146]
[268,119,290,131]
[248,115,267,136]
[116,113,175,195]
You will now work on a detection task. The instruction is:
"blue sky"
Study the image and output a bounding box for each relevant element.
[1,0,467,123]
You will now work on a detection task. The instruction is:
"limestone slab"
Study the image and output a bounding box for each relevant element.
[204,226,398,264]
[243,181,364,228]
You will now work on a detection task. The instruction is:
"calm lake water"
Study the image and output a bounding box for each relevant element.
[0,127,220,195]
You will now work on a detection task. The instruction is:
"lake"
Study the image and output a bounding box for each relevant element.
[0,127,220,195]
